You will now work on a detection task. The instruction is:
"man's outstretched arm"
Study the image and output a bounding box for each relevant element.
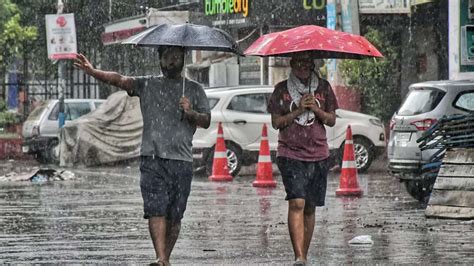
[74,53,134,94]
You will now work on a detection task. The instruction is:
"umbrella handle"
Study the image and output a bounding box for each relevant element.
[182,50,186,97]
[182,75,185,97]
[180,77,185,121]
[180,50,187,121]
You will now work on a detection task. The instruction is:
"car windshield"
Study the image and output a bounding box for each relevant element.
[397,87,445,116]
[48,102,92,120]
[26,101,49,121]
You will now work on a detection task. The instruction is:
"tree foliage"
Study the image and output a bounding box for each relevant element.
[0,0,37,66]
[0,99,19,127]
[339,27,401,123]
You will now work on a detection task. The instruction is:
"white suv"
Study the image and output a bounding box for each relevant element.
[22,99,105,163]
[387,80,474,201]
[193,85,386,176]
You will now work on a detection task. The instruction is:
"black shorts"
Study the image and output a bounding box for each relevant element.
[276,156,329,208]
[139,156,193,222]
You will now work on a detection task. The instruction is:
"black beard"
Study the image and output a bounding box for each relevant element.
[162,66,182,78]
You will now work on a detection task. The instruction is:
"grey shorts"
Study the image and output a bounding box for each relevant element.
[139,156,193,222]
[276,156,329,208]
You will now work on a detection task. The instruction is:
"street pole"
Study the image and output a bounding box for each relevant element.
[57,0,66,128]
[56,0,66,166]
[260,25,269,85]
[109,0,113,21]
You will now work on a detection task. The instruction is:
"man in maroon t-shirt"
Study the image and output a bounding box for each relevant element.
[268,52,338,265]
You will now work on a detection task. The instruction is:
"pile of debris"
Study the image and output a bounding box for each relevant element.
[417,114,474,219]
[0,168,75,182]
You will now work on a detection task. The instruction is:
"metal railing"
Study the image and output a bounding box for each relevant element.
[417,113,474,180]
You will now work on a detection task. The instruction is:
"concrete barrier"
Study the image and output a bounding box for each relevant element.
[425,149,474,219]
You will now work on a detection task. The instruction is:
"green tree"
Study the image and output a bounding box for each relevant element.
[339,27,401,123]
[0,0,37,66]
[0,99,19,129]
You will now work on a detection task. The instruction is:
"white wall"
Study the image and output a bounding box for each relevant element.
[209,58,239,87]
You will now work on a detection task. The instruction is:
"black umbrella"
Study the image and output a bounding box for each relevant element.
[122,23,243,55]
[122,23,243,97]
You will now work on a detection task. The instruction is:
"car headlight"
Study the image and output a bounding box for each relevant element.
[369,118,383,127]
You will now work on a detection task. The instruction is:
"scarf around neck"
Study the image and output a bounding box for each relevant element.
[287,70,320,126]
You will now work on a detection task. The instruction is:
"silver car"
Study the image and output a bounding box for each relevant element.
[387,80,474,200]
[22,99,105,163]
[193,85,386,176]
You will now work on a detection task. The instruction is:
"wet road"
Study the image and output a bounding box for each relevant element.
[0,158,473,264]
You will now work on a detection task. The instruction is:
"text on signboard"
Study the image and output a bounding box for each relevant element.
[204,0,249,17]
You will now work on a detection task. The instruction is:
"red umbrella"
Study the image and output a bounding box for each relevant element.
[244,25,383,59]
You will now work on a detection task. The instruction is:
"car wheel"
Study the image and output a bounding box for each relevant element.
[353,137,373,172]
[339,137,373,172]
[404,178,435,203]
[206,143,242,177]
[45,139,60,165]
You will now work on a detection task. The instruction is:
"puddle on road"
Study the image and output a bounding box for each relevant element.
[0,166,472,264]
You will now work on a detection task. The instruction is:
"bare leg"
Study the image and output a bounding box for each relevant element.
[303,207,316,259]
[165,221,181,259]
[288,199,306,262]
[149,217,169,264]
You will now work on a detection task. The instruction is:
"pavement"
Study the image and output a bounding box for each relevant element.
[0,157,473,265]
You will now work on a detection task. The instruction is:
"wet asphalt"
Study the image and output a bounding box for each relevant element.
[0,158,473,265]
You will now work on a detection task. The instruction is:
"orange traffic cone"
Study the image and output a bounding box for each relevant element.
[253,124,276,187]
[336,125,363,197]
[209,122,233,182]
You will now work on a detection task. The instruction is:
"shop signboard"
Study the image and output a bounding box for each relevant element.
[460,0,474,71]
[412,0,434,5]
[358,0,411,14]
[204,0,326,28]
[101,10,189,46]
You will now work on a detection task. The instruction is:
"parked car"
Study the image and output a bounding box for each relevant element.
[387,80,474,202]
[193,85,386,176]
[22,98,105,163]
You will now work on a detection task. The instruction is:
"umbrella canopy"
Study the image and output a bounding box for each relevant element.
[244,25,383,59]
[122,23,243,56]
